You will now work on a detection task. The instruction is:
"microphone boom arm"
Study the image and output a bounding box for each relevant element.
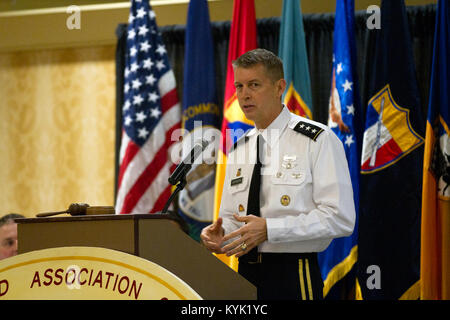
[161,175,187,214]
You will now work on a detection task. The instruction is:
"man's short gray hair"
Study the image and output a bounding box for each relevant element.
[232,48,284,82]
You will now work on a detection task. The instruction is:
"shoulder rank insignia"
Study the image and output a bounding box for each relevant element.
[293,121,324,141]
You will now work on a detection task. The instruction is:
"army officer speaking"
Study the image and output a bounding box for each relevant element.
[200,49,355,300]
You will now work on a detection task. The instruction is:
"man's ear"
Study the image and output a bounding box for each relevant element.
[277,78,287,100]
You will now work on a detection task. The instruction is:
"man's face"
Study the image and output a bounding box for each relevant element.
[0,222,18,260]
[234,63,286,129]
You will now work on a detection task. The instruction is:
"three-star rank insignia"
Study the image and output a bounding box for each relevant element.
[293,121,324,141]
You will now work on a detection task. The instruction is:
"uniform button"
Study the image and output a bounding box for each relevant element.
[280,195,290,206]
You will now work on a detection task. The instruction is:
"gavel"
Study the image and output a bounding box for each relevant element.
[36,203,115,217]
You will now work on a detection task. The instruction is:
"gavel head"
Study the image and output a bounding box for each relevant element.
[67,203,90,216]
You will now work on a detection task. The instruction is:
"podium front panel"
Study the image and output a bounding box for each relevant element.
[138,218,257,300]
[17,215,137,255]
[16,214,257,300]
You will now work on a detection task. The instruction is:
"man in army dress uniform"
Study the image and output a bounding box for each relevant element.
[201,49,355,300]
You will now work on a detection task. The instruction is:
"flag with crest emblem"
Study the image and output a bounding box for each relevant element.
[357,0,424,300]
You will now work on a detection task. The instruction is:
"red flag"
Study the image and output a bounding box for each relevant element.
[213,0,257,269]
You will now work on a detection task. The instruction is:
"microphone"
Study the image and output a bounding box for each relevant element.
[168,139,209,186]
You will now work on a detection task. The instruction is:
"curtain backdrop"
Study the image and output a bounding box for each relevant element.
[0,46,116,217]
[115,4,436,193]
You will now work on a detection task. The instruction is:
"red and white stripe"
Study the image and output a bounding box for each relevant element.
[116,70,180,214]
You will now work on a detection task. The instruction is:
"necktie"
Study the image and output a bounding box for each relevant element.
[240,134,262,263]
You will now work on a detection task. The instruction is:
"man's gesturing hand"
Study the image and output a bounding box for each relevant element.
[221,214,268,258]
[200,217,225,254]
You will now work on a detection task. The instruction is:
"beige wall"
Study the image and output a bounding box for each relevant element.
[0,46,116,217]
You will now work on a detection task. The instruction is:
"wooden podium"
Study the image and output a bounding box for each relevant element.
[16,214,256,300]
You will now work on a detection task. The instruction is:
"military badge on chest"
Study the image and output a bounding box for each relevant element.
[229,168,247,213]
[276,155,303,181]
[230,168,243,186]
[274,155,305,207]
[282,155,297,170]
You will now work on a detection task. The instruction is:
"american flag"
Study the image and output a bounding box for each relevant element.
[115,0,181,214]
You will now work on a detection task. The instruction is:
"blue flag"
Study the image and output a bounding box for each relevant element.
[319,0,363,298]
[358,0,424,299]
[178,0,220,241]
